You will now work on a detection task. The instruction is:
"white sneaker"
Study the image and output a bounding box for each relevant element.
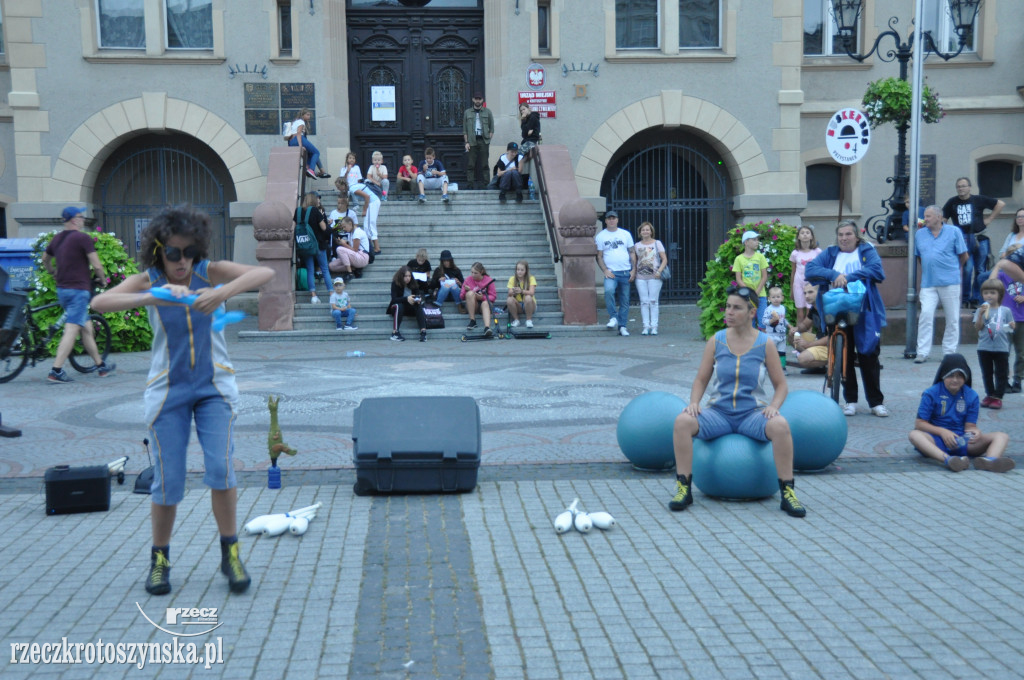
[310,296,321,304]
[913,355,928,364]
[619,326,630,337]
[641,328,650,335]
[525,320,534,328]
[651,327,658,335]
[510,319,520,328]
[842,403,856,416]
[606,318,619,329]
[871,404,890,417]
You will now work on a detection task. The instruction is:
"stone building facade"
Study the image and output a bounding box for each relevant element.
[0,0,1020,299]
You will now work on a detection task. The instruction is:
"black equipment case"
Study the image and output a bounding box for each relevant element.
[352,396,481,495]
[44,465,111,515]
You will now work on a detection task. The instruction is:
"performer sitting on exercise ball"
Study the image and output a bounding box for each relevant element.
[668,285,806,517]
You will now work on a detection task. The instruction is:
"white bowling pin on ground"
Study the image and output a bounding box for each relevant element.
[589,512,616,530]
[261,514,293,536]
[243,514,287,535]
[288,516,310,535]
[573,511,593,533]
[554,510,573,533]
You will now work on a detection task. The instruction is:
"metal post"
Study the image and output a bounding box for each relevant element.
[904,0,927,359]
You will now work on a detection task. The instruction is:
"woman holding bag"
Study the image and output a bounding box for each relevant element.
[634,221,667,335]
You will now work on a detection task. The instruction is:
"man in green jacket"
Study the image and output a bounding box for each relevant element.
[462,91,494,190]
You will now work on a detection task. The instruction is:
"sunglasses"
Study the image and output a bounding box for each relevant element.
[162,244,200,262]
[725,285,754,299]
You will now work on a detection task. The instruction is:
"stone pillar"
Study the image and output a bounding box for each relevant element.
[253,200,295,331]
[557,198,598,325]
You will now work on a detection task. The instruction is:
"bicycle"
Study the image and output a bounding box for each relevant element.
[823,307,864,404]
[0,288,111,383]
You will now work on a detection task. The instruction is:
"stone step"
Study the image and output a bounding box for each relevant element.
[237,323,614,343]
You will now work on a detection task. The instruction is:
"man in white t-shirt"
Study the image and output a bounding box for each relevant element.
[594,210,636,336]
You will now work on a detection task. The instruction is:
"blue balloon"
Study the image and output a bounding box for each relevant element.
[692,434,778,499]
[778,390,847,471]
[617,391,687,471]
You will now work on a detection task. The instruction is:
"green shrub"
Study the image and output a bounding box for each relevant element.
[31,229,153,354]
[697,220,798,339]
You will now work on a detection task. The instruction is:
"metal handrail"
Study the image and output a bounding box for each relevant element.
[529,147,561,264]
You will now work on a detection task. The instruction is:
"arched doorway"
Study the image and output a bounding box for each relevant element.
[602,131,732,301]
[95,133,237,261]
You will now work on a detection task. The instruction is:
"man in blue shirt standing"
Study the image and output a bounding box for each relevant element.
[914,205,968,363]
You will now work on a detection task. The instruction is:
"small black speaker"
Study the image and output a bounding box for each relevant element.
[44,465,111,515]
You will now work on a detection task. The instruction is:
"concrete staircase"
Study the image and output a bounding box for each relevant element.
[238,189,605,342]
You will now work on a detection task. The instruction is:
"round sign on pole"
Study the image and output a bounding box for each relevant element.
[825,108,870,165]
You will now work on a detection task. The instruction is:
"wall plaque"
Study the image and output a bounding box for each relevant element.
[281,83,316,110]
[245,110,282,136]
[895,154,937,206]
[244,83,279,109]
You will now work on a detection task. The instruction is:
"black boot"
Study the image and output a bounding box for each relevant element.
[220,539,252,593]
[145,547,171,595]
[668,474,693,511]
[779,479,806,517]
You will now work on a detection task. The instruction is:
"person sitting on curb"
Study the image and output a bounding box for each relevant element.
[908,353,1014,473]
[495,142,525,203]
[429,249,464,313]
[668,285,806,517]
[788,282,828,373]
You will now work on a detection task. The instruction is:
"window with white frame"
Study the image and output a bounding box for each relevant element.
[278,1,293,56]
[922,0,975,53]
[804,0,857,56]
[679,0,720,49]
[537,0,551,55]
[616,0,659,50]
[166,0,213,50]
[97,0,146,49]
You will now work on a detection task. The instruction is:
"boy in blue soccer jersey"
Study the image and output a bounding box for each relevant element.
[908,353,1014,473]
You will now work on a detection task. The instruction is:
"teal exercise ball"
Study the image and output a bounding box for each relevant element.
[692,434,778,499]
[779,390,847,471]
[617,391,687,471]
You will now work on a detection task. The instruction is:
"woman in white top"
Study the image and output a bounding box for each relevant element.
[287,109,329,179]
[328,216,370,281]
[998,208,1024,258]
[634,221,668,335]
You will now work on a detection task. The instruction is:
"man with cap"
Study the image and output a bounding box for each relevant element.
[40,206,115,383]
[595,211,636,336]
[495,142,525,203]
[908,353,1013,472]
[462,91,494,190]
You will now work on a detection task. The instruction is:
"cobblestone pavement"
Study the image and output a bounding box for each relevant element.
[2,306,1023,678]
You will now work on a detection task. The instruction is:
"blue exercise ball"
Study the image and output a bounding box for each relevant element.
[692,434,778,499]
[779,390,847,471]
[617,391,687,471]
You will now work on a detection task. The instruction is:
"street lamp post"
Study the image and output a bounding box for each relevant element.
[830,0,981,359]
[830,0,980,243]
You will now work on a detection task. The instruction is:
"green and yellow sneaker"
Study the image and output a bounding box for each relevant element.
[668,478,693,512]
[220,542,251,594]
[779,480,806,518]
[145,548,171,595]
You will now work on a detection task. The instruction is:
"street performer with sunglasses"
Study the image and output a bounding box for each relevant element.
[668,284,807,517]
[93,205,273,597]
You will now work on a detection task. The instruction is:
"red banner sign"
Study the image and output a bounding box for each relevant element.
[518,91,556,119]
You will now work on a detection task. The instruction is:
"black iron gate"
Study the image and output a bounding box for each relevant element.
[607,143,731,301]
[98,145,229,261]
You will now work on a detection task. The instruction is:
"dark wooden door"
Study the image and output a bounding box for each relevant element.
[347,5,484,184]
